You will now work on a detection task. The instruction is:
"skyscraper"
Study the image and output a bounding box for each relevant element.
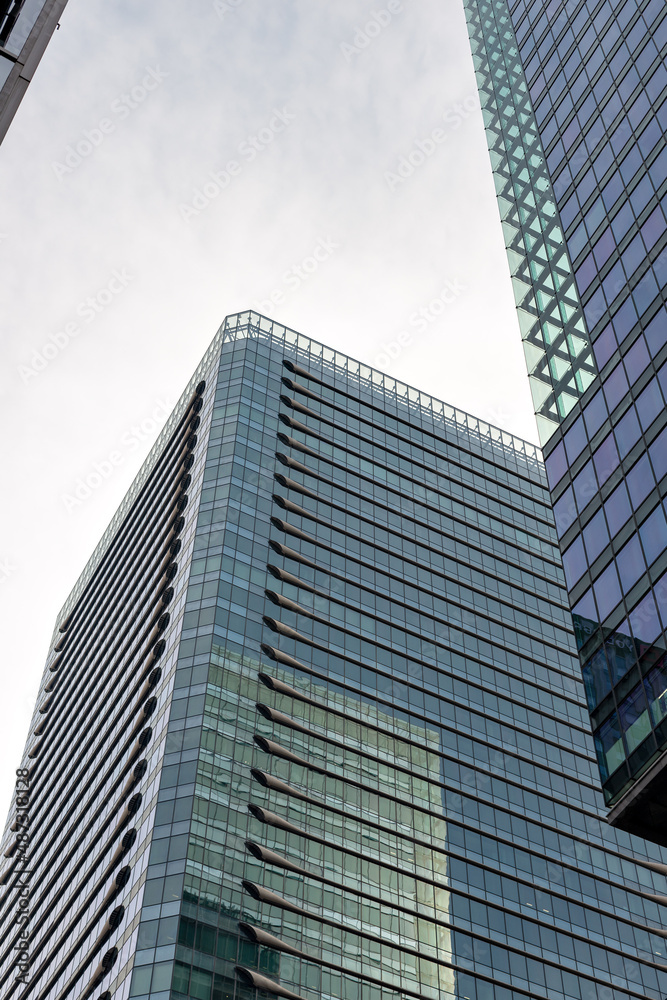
[464,0,667,843]
[0,0,67,145]
[2,312,667,1000]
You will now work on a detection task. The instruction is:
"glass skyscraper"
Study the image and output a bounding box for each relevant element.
[464,0,667,842]
[0,0,68,144]
[3,312,667,1000]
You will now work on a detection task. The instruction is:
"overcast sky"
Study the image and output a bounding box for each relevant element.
[0,0,538,820]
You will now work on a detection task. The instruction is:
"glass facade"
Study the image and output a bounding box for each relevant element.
[0,0,68,144]
[464,0,667,841]
[5,312,667,1000]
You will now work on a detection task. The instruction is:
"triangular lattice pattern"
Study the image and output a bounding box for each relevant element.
[463,0,598,444]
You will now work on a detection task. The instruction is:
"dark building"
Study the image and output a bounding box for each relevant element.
[2,313,667,1000]
[464,0,667,843]
[0,0,67,145]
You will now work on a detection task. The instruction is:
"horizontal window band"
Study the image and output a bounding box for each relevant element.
[273,459,568,613]
[258,671,584,796]
[256,694,596,828]
[240,855,665,990]
[281,362,546,492]
[268,521,578,701]
[53,383,205,634]
[250,724,606,896]
[262,598,590,754]
[265,549,583,717]
[269,513,579,691]
[0,702,157,953]
[272,478,572,633]
[278,403,555,537]
[261,634,596,817]
[276,426,560,570]
[49,413,196,656]
[257,660,662,892]
[244,831,664,950]
[18,577,175,843]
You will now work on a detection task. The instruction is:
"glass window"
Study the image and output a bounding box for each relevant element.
[611,296,638,343]
[573,588,598,649]
[614,407,641,458]
[564,415,587,463]
[602,260,625,306]
[593,561,622,621]
[545,440,567,488]
[592,325,617,369]
[583,648,611,711]
[627,453,653,506]
[594,713,625,779]
[605,621,636,683]
[593,226,615,268]
[554,485,577,537]
[618,684,651,753]
[562,535,588,588]
[583,389,608,437]
[621,234,645,278]
[604,482,632,535]
[641,205,667,251]
[644,308,667,359]
[649,426,667,481]
[573,459,598,513]
[629,175,652,216]
[576,252,598,292]
[639,503,667,567]
[645,661,667,727]
[616,535,645,592]
[583,507,609,562]
[593,432,619,485]
[633,268,659,318]
[636,376,664,430]
[603,362,629,411]
[611,201,634,243]
[630,589,662,644]
[623,336,650,383]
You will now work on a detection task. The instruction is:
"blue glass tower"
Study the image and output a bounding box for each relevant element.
[3,313,667,1000]
[464,0,667,842]
[0,0,68,144]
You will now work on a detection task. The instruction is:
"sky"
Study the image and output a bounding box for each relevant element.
[0,0,538,821]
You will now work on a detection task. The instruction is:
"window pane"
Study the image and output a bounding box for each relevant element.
[594,561,622,621]
[583,508,609,562]
[639,504,667,567]
[645,662,667,727]
[554,486,577,537]
[594,713,625,779]
[618,684,651,753]
[604,482,632,536]
[563,536,588,588]
[616,535,645,593]
[593,433,620,485]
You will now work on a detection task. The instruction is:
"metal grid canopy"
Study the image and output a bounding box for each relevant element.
[54,311,543,631]
[464,0,598,444]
